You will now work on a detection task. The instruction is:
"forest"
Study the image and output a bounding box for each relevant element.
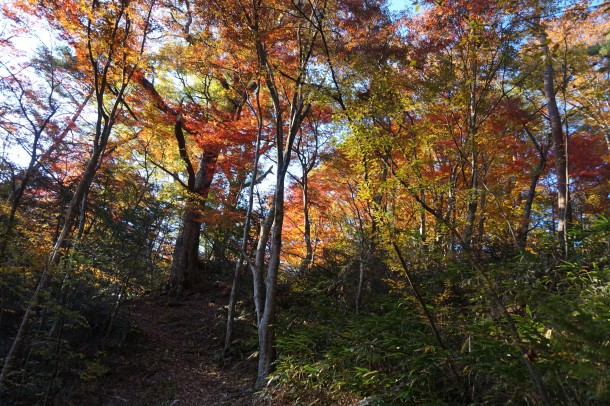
[0,0,609,404]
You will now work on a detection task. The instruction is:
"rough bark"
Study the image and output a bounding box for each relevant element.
[169,206,202,291]
[169,150,218,294]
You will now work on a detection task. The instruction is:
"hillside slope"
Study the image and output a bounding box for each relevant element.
[73,293,255,405]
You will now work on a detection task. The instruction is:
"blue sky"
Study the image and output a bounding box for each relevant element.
[388,0,414,13]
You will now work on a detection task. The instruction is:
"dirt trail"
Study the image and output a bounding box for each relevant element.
[79,293,255,405]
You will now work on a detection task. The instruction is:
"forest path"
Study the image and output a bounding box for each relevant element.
[80,291,255,405]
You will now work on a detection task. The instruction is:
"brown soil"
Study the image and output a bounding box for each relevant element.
[75,291,256,406]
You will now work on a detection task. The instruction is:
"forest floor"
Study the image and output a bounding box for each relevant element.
[74,286,256,406]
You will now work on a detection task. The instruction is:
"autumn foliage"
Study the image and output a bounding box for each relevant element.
[1,0,610,404]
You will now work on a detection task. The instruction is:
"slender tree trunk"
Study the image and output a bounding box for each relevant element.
[294,122,319,274]
[419,188,426,250]
[248,1,314,387]
[255,190,284,388]
[462,71,480,252]
[299,173,314,273]
[104,287,125,342]
[540,28,569,256]
[477,267,552,406]
[253,75,309,391]
[225,107,264,354]
[475,187,487,260]
[517,173,541,249]
[463,120,479,252]
[0,0,154,378]
[355,241,367,315]
[517,133,548,249]
[0,140,106,388]
[603,128,610,154]
[463,191,478,252]
[6,91,92,227]
[252,203,275,325]
[443,165,459,254]
[2,94,111,385]
[392,242,461,386]
[355,234,376,315]
[8,151,40,225]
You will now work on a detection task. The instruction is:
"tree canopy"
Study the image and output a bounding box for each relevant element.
[1,0,610,404]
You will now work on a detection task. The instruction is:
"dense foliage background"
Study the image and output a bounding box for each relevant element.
[1,0,609,404]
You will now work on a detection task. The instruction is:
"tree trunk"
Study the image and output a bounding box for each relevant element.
[299,173,314,273]
[517,130,549,249]
[225,106,264,354]
[540,28,569,256]
[252,78,309,391]
[442,165,459,254]
[355,238,373,315]
[252,203,275,325]
[463,193,478,252]
[392,242,461,386]
[463,72,480,253]
[1,135,109,388]
[248,1,314,387]
[169,206,202,292]
[169,151,217,294]
[0,0,153,381]
[475,186,487,260]
[255,193,284,388]
[419,188,426,250]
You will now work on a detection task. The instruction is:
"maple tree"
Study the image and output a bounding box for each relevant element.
[1,0,610,403]
[133,56,257,293]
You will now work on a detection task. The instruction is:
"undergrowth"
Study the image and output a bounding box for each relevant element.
[264,218,610,405]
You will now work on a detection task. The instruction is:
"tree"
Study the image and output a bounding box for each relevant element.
[538,19,571,256]
[1,0,156,387]
[0,36,92,255]
[248,4,313,387]
[289,108,332,274]
[132,18,259,292]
